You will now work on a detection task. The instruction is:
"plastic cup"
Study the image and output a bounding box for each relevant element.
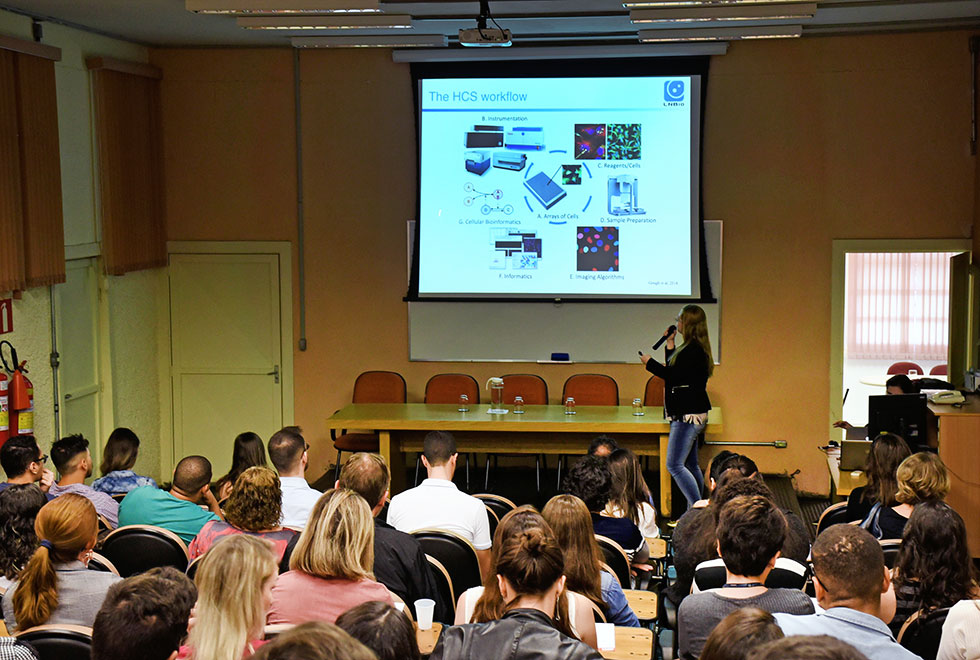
[415,598,436,630]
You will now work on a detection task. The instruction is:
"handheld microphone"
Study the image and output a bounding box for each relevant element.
[652,325,676,350]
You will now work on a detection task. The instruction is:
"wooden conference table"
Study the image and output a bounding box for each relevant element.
[927,396,980,556]
[326,403,723,517]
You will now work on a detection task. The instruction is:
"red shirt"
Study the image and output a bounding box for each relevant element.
[266,571,393,625]
[176,639,267,659]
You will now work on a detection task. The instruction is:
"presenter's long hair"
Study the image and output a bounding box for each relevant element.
[678,304,713,376]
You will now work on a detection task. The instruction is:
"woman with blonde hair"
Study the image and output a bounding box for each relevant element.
[179,534,278,660]
[543,494,640,627]
[639,304,713,509]
[454,506,598,649]
[1,493,120,631]
[92,427,157,494]
[189,466,296,564]
[875,451,950,540]
[266,489,392,624]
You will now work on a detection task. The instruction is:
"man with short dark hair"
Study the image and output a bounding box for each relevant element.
[0,435,54,498]
[118,455,223,544]
[91,567,198,660]
[386,431,492,578]
[338,452,446,622]
[268,426,321,530]
[774,524,920,660]
[48,434,119,527]
[678,495,814,659]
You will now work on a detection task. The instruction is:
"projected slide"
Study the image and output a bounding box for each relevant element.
[418,76,699,300]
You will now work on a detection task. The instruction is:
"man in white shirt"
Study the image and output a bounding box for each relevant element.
[268,426,322,530]
[387,431,491,578]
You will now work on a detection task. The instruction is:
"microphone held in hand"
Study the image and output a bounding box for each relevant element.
[652,325,677,350]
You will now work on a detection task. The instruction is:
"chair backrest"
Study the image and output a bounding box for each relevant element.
[473,493,517,524]
[352,370,407,404]
[186,555,202,580]
[929,364,947,376]
[412,529,483,599]
[501,374,548,405]
[100,525,190,577]
[643,376,665,407]
[887,361,923,375]
[879,539,902,569]
[15,624,93,660]
[425,554,456,624]
[87,552,120,576]
[693,557,807,592]
[898,606,951,660]
[562,374,619,406]
[425,373,480,404]
[110,493,127,503]
[595,535,631,588]
[585,596,607,623]
[816,502,854,535]
[484,505,500,539]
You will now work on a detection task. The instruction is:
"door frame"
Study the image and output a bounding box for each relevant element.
[165,241,294,474]
[829,238,971,432]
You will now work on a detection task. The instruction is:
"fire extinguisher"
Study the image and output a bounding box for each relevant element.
[0,370,8,447]
[0,341,33,438]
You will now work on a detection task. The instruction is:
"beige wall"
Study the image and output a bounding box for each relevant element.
[153,30,977,495]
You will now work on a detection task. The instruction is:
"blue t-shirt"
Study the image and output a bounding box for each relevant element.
[118,486,219,545]
[600,570,640,627]
[0,482,53,500]
[92,470,157,495]
[592,513,645,557]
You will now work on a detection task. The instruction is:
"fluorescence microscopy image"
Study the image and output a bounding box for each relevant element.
[575,124,606,160]
[562,164,582,185]
[606,124,641,160]
[576,226,619,272]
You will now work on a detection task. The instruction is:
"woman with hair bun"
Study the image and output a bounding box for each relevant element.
[436,508,602,660]
[1,493,120,631]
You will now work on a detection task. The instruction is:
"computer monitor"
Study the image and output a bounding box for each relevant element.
[867,393,928,450]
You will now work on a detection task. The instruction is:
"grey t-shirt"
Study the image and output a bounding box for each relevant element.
[678,588,815,659]
[2,560,120,632]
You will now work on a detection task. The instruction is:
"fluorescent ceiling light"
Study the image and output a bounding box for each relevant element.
[291,34,447,47]
[238,14,411,28]
[638,24,802,40]
[631,3,814,22]
[187,0,380,13]
[628,0,814,6]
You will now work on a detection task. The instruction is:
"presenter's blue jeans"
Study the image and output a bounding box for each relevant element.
[667,418,706,509]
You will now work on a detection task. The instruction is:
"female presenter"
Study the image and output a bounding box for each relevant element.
[639,304,713,510]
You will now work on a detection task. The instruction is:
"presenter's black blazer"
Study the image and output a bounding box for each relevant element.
[645,341,711,419]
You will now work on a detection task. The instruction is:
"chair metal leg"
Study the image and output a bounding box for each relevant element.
[465,453,471,492]
[535,455,541,493]
[335,450,343,483]
[485,454,492,491]
[414,454,421,487]
[556,455,563,491]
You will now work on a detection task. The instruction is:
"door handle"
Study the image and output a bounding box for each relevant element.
[267,365,280,384]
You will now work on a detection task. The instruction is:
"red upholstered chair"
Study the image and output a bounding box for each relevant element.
[332,370,407,480]
[425,373,480,405]
[484,374,549,492]
[643,375,665,408]
[887,362,924,375]
[562,374,619,406]
[930,364,947,376]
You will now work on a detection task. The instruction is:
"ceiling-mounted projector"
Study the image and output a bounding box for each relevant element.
[459,0,512,47]
[459,27,512,47]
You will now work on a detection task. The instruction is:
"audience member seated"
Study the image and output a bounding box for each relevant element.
[700,607,784,660]
[773,524,919,660]
[267,426,321,530]
[2,494,120,631]
[337,452,444,622]
[0,484,46,592]
[748,635,870,660]
[691,450,740,509]
[455,507,598,649]
[267,489,393,625]
[871,451,950,540]
[0,435,54,498]
[214,431,268,502]
[433,520,602,660]
[189,466,297,564]
[250,621,376,660]
[92,566,197,660]
[336,600,421,660]
[846,433,911,524]
[678,495,814,659]
[387,431,492,577]
[834,374,918,432]
[48,434,119,527]
[889,500,980,635]
[937,600,980,660]
[587,435,619,458]
[604,448,660,538]
[179,535,277,660]
[563,455,649,563]
[542,494,640,627]
[91,427,158,495]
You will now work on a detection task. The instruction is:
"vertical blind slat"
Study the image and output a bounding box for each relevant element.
[0,49,26,292]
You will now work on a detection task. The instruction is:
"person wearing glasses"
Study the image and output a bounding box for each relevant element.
[268,426,322,531]
[0,435,55,499]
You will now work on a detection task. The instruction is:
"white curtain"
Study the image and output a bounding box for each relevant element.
[845,252,955,361]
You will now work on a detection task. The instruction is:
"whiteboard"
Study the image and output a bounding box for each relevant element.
[408,221,722,363]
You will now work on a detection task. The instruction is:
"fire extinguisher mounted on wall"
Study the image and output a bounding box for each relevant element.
[0,340,34,440]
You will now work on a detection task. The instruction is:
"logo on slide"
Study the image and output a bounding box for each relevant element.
[664,80,685,103]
